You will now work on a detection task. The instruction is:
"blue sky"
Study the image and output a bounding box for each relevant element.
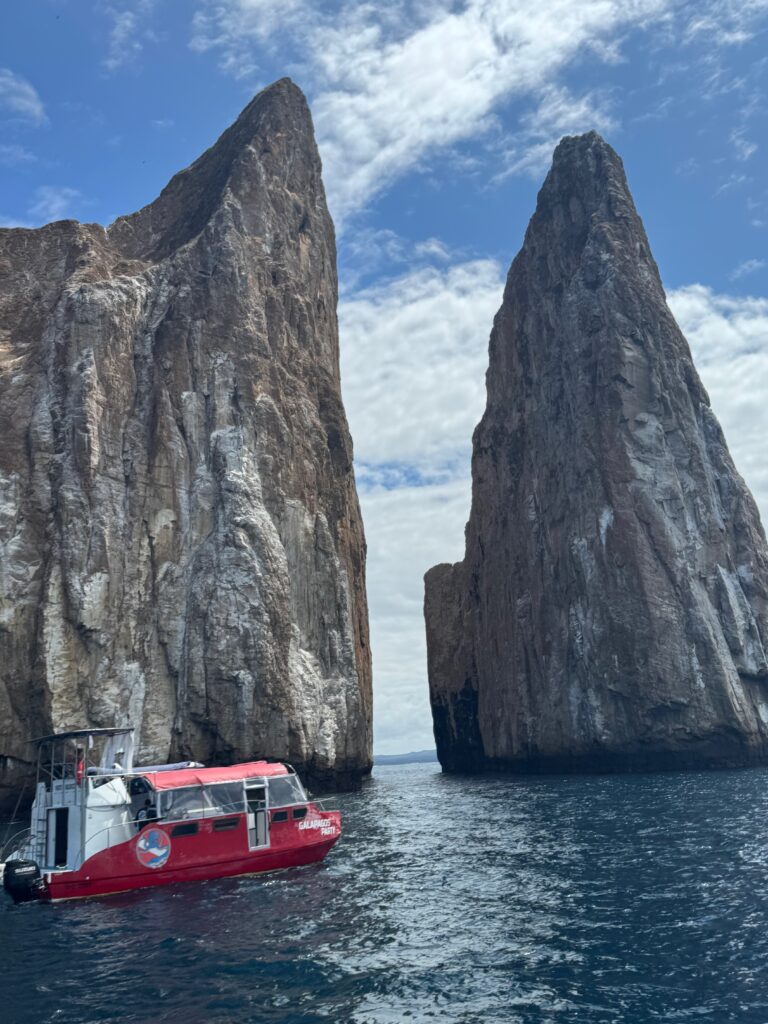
[2,0,768,752]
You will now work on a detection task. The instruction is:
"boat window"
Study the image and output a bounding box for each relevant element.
[267,775,306,808]
[171,822,198,837]
[213,817,240,832]
[161,786,210,821]
[246,785,266,811]
[205,782,246,816]
[271,810,289,822]
[292,807,308,820]
[129,777,152,797]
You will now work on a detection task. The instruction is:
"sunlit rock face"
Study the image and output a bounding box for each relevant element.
[0,79,372,809]
[425,132,768,774]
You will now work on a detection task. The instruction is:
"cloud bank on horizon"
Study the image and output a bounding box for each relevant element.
[1,0,767,752]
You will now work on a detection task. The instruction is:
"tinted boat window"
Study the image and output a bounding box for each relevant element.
[171,822,198,837]
[271,810,289,822]
[267,775,306,807]
[292,807,308,820]
[213,817,240,832]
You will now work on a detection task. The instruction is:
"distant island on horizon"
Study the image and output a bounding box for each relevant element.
[373,750,438,766]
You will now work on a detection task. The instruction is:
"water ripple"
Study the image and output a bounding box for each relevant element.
[3,763,768,1023]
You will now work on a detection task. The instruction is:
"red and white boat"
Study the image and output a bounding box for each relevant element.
[1,728,341,902]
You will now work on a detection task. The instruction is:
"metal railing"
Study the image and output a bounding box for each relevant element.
[306,797,339,813]
[71,817,139,871]
[1,827,32,862]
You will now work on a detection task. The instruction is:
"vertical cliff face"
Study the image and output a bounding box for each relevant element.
[425,132,768,773]
[0,79,372,808]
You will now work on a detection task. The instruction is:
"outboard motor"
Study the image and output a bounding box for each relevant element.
[3,860,44,903]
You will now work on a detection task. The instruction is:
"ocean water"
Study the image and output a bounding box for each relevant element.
[3,761,768,1024]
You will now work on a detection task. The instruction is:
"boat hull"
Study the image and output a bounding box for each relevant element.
[32,808,341,902]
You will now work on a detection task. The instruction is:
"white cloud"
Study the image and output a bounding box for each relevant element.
[191,0,307,48]
[339,228,411,289]
[191,0,768,222]
[340,228,460,292]
[102,1,157,72]
[359,478,473,753]
[340,259,503,475]
[0,68,46,124]
[413,237,452,261]
[191,0,308,79]
[715,172,750,195]
[669,284,768,522]
[104,11,143,71]
[191,0,671,220]
[0,143,36,165]
[496,84,617,180]
[340,258,504,751]
[28,186,82,223]
[730,257,766,279]
[311,0,667,220]
[684,0,768,45]
[731,127,757,161]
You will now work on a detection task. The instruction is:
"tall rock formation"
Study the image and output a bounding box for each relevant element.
[425,132,768,773]
[0,79,371,809]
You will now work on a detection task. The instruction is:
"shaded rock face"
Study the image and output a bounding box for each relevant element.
[0,79,372,808]
[425,132,768,774]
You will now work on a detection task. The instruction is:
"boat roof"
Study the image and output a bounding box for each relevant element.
[35,727,134,745]
[141,761,290,791]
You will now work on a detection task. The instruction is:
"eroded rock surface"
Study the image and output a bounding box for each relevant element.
[425,132,768,773]
[0,79,372,808]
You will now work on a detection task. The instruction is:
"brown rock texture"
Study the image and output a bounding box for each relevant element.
[0,78,372,809]
[425,132,768,774]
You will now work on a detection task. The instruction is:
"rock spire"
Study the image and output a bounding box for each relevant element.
[425,132,768,773]
[0,78,372,809]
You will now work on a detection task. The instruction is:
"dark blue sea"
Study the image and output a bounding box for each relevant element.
[3,762,768,1024]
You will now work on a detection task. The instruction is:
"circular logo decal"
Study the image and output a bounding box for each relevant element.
[136,828,172,869]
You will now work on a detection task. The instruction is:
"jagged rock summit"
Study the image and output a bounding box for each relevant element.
[425,131,768,774]
[0,78,372,809]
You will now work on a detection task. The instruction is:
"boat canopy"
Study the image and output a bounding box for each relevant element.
[142,761,290,791]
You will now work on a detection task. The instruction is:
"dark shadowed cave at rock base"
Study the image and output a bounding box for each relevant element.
[0,78,372,811]
[425,131,768,776]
